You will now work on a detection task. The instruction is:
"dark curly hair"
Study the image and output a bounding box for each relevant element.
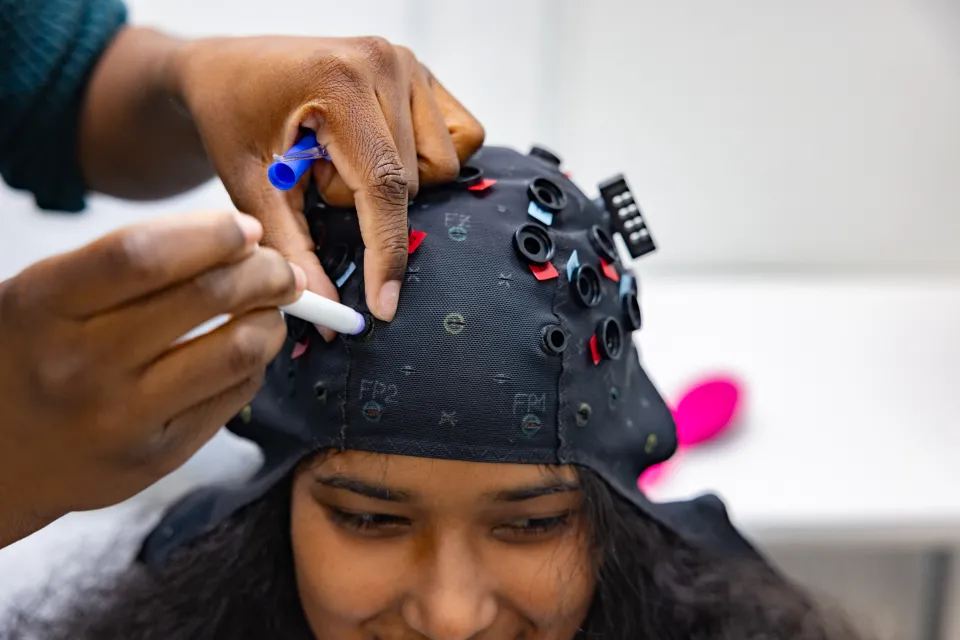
[3,467,864,640]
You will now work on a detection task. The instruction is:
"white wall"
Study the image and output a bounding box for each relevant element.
[3,0,959,280]
[2,1,958,636]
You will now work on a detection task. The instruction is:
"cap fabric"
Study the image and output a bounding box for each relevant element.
[140,146,760,567]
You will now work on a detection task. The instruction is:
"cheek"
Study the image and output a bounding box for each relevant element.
[491,529,595,627]
[290,495,410,625]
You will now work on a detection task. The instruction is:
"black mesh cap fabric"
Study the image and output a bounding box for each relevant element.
[139,146,761,567]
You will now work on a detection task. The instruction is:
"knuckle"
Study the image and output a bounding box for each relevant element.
[259,251,298,301]
[430,156,461,183]
[394,45,416,63]
[369,154,409,206]
[394,45,418,72]
[225,323,270,375]
[211,210,248,251]
[191,266,238,310]
[30,349,89,401]
[109,227,169,282]
[419,62,436,85]
[463,118,486,148]
[0,275,35,322]
[354,36,399,74]
[315,52,368,89]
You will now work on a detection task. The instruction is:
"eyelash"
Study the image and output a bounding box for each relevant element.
[326,508,572,538]
[499,514,571,537]
[328,508,409,532]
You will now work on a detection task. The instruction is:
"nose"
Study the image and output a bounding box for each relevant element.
[402,586,497,640]
[401,540,498,639]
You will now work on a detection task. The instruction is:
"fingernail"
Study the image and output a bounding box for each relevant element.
[289,263,307,294]
[377,281,401,322]
[234,212,262,245]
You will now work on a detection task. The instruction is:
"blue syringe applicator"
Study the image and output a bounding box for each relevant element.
[267,133,330,190]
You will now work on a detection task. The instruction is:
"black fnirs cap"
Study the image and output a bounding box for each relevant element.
[139,146,762,568]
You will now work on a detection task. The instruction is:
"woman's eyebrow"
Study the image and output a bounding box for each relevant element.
[485,479,580,502]
[315,474,414,502]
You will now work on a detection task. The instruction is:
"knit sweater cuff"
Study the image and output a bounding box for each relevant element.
[0,0,128,212]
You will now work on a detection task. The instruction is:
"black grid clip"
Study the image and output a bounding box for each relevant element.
[597,174,656,259]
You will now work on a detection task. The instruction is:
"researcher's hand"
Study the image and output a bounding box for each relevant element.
[168,35,485,325]
[0,211,304,547]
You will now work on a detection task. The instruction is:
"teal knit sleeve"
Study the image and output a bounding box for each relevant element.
[0,0,127,212]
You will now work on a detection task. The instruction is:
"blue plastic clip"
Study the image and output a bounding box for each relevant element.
[268,133,330,191]
[527,201,554,226]
[335,262,356,289]
[567,250,580,281]
[619,274,635,300]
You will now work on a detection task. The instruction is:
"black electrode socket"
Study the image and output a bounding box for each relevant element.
[456,165,484,188]
[286,314,310,343]
[314,381,328,402]
[623,290,643,331]
[320,243,354,283]
[540,324,568,355]
[513,224,556,265]
[589,225,618,263]
[596,317,624,360]
[349,313,375,342]
[570,264,603,307]
[529,145,562,166]
[527,177,567,213]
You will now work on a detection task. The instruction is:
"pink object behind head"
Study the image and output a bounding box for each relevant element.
[674,377,741,446]
[637,375,743,493]
[638,460,669,492]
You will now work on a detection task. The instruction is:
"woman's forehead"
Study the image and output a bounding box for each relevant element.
[305,450,579,495]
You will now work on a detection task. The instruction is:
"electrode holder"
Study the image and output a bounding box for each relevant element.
[598,174,656,258]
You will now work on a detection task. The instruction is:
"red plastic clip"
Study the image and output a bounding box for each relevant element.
[292,337,310,360]
[562,171,573,179]
[529,262,559,281]
[589,335,601,365]
[467,178,497,192]
[408,229,427,254]
[600,259,620,282]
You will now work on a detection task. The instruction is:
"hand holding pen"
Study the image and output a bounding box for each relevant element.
[0,33,485,548]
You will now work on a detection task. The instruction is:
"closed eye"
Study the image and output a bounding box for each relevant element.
[494,512,573,542]
[326,507,411,537]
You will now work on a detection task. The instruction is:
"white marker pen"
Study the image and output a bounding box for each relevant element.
[280,290,367,335]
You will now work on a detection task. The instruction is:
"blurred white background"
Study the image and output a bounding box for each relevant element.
[1,1,959,638]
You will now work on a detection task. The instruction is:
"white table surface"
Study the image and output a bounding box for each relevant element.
[637,274,960,547]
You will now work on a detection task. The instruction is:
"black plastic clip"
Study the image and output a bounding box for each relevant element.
[597,174,656,258]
